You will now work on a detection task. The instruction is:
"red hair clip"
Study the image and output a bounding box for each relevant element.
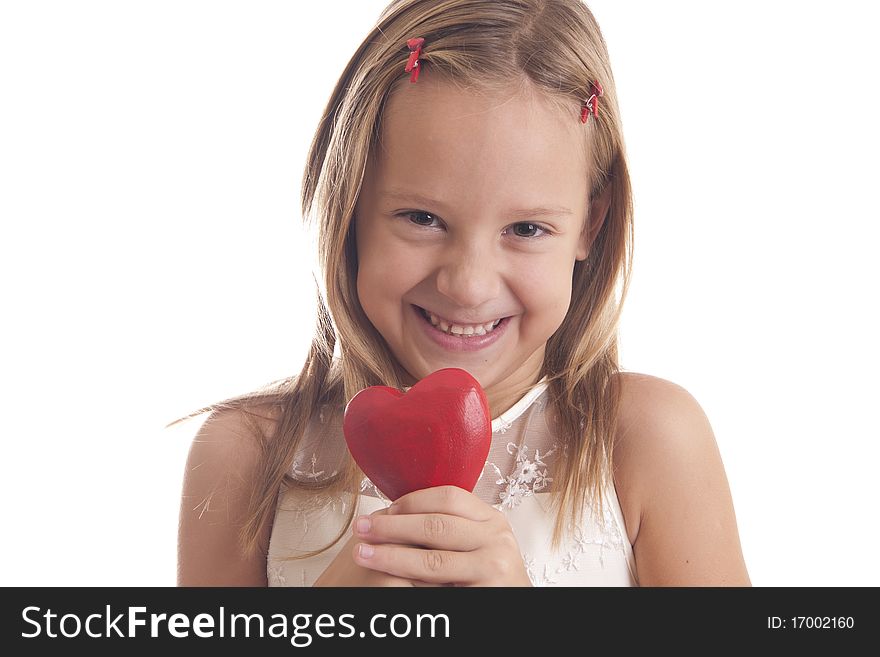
[405,37,425,83]
[580,80,604,123]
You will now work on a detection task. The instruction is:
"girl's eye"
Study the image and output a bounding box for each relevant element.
[403,211,439,228]
[509,223,546,238]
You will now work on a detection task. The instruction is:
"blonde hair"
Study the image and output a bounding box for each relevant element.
[172,0,633,558]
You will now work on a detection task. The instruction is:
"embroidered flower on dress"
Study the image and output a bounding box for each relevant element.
[570,524,592,554]
[499,480,527,508]
[268,563,286,586]
[492,442,557,509]
[560,552,580,572]
[518,461,537,483]
[522,554,538,586]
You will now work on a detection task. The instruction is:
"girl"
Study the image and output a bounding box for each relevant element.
[175,0,750,587]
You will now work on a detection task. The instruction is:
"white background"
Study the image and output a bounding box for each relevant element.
[1,1,877,586]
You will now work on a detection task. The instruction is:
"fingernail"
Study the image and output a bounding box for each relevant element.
[358,543,374,559]
[355,516,371,534]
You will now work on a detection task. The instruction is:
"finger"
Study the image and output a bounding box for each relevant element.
[387,485,494,521]
[355,512,485,551]
[353,542,476,585]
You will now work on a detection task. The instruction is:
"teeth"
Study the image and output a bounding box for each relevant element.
[422,308,502,336]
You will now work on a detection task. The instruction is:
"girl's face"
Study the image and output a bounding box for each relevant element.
[354,77,597,401]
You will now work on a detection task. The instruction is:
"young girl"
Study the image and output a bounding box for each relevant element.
[175,0,750,587]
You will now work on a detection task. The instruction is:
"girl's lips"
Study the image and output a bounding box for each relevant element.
[412,304,510,353]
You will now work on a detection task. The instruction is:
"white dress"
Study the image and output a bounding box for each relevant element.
[267,378,639,587]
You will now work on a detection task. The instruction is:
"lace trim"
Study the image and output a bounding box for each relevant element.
[491,377,549,434]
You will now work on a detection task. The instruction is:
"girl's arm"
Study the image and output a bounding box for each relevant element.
[614,374,751,586]
[177,408,275,586]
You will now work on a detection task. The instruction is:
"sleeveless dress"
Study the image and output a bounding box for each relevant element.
[267,377,639,587]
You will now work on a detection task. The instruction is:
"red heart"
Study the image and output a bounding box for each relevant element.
[343,368,492,501]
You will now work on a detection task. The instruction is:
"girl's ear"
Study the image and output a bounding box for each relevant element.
[576,183,613,261]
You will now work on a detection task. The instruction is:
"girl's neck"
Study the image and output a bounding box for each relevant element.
[484,355,546,421]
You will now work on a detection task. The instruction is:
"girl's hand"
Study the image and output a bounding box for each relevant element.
[351,485,533,586]
[313,509,440,587]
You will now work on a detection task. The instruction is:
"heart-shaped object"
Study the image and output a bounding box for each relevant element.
[342,367,492,501]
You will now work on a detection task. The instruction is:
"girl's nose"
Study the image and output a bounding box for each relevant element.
[435,245,501,310]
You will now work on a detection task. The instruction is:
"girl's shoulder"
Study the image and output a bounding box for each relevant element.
[177,400,285,585]
[613,371,715,537]
[185,400,286,467]
[612,371,750,585]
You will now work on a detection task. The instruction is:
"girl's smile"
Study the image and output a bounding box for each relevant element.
[411,303,512,352]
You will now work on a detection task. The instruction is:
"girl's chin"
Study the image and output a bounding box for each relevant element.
[403,361,494,388]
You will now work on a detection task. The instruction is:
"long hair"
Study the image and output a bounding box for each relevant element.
[171,0,633,557]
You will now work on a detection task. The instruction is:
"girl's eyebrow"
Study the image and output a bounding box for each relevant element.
[380,189,574,219]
